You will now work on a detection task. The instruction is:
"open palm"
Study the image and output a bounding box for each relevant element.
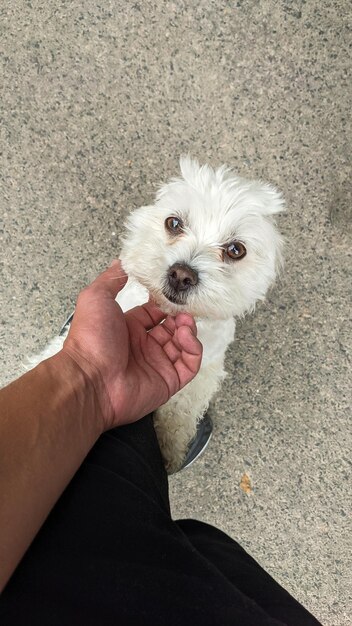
[62,261,202,430]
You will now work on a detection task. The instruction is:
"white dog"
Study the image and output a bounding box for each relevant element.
[30,157,284,473]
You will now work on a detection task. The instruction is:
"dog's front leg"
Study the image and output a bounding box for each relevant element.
[153,359,226,473]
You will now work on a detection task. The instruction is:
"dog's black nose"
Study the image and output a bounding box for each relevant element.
[167,263,198,292]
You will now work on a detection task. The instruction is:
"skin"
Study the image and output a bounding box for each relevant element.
[0,260,202,591]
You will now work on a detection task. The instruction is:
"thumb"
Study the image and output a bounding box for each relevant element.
[90,259,128,298]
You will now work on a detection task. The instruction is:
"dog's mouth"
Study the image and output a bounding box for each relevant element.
[161,289,188,306]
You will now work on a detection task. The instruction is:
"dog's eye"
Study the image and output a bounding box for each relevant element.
[225,241,247,260]
[165,216,183,234]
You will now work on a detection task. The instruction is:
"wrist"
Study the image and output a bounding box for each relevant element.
[44,350,105,441]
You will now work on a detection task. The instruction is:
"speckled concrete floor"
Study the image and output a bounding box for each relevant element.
[1,2,351,624]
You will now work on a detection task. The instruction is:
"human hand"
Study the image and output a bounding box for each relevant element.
[62,260,202,430]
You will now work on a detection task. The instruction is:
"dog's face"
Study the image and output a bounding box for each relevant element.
[120,157,284,320]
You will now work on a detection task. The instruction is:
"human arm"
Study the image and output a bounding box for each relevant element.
[0,260,202,590]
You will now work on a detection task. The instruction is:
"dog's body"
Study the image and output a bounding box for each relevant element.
[30,157,283,472]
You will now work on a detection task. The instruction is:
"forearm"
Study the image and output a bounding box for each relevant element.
[0,352,102,591]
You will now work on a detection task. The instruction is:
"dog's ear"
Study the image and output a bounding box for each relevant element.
[179,155,218,188]
[179,155,230,193]
[248,180,285,217]
[179,154,201,182]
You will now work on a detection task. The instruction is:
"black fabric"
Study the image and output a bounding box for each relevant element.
[0,415,321,626]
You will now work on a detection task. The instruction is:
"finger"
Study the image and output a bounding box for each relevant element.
[126,301,166,330]
[161,338,181,364]
[148,316,176,347]
[175,313,198,336]
[174,326,203,385]
[145,329,181,364]
[150,317,199,363]
[89,260,128,298]
[177,325,202,359]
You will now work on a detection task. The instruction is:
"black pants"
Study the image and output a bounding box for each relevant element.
[0,415,321,626]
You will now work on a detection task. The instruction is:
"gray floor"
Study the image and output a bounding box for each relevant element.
[1,2,351,624]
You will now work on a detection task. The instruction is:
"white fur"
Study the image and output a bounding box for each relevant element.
[29,157,284,473]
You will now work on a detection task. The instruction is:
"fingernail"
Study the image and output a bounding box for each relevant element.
[109,259,120,267]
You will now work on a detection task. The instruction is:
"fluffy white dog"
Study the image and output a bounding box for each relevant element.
[30,156,284,473]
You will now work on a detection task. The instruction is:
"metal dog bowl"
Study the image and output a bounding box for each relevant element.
[179,413,213,471]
